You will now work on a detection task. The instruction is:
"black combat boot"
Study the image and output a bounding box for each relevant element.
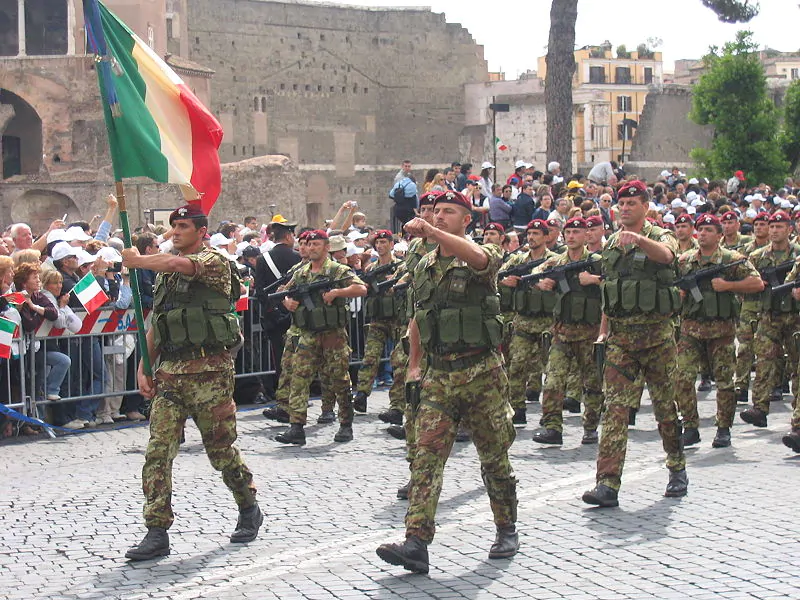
[782,429,800,453]
[581,429,598,445]
[387,425,406,440]
[740,407,768,428]
[376,535,429,574]
[697,375,712,392]
[712,427,731,448]
[396,478,411,500]
[230,503,263,543]
[262,405,290,423]
[274,423,306,445]
[532,428,562,445]
[665,469,689,497]
[379,408,404,425]
[353,391,368,413]
[628,408,638,426]
[512,407,527,425]
[316,410,336,424]
[682,427,701,447]
[488,525,519,559]
[563,397,581,413]
[525,389,540,403]
[333,424,353,442]
[125,527,170,561]
[582,484,619,508]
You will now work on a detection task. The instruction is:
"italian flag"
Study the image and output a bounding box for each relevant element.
[86,1,223,213]
[2,292,25,306]
[0,316,17,359]
[495,137,509,152]
[235,280,250,313]
[72,273,110,313]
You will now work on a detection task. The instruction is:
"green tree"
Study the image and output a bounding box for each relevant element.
[781,79,800,173]
[689,31,787,185]
[700,0,759,23]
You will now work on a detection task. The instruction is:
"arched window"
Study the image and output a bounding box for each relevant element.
[25,0,68,55]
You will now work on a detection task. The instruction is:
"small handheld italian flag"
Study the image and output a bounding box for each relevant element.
[72,272,110,313]
[2,292,26,306]
[0,316,17,359]
[495,137,509,152]
[235,280,250,312]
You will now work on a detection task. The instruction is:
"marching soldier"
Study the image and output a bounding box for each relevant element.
[377,190,518,573]
[720,210,752,251]
[674,213,698,254]
[674,214,763,448]
[583,181,687,508]
[499,219,557,423]
[353,230,404,414]
[585,215,606,253]
[783,260,800,453]
[531,217,604,445]
[546,216,567,254]
[735,212,770,403]
[274,230,367,445]
[121,204,261,560]
[741,211,800,429]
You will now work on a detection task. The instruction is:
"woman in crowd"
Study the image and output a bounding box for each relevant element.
[0,256,28,437]
[531,194,554,221]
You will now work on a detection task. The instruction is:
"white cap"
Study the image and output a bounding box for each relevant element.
[209,233,233,247]
[751,193,764,202]
[688,178,699,185]
[663,213,676,224]
[744,194,754,203]
[691,197,704,207]
[46,229,67,244]
[97,246,123,263]
[393,241,408,252]
[346,230,368,242]
[780,199,792,209]
[660,170,670,179]
[671,199,685,209]
[346,243,361,258]
[76,249,96,266]
[649,201,658,211]
[235,241,251,257]
[687,206,697,215]
[51,241,79,261]
[793,204,800,213]
[686,191,698,202]
[481,161,494,170]
[158,239,173,253]
[745,208,758,219]
[65,226,92,242]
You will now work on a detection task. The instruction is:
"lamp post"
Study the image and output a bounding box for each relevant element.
[489,97,509,177]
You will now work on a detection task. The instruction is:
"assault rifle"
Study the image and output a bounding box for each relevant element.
[266,278,346,310]
[674,259,746,302]
[768,278,800,296]
[261,272,292,295]
[361,262,399,293]
[759,260,796,287]
[498,257,547,280]
[519,257,601,293]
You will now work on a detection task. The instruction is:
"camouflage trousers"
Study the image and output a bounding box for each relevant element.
[143,366,257,529]
[791,397,800,431]
[507,317,550,408]
[674,324,736,429]
[751,312,800,414]
[406,352,517,542]
[275,331,300,412]
[388,336,408,412]
[356,320,398,395]
[734,308,760,392]
[289,329,353,426]
[540,329,603,433]
[596,320,685,491]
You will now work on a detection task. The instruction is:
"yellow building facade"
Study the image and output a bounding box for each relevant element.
[538,44,663,164]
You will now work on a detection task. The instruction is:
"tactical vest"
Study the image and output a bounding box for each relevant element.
[553,255,603,325]
[152,255,241,354]
[755,248,800,314]
[364,261,401,321]
[499,284,515,312]
[291,271,348,332]
[413,259,502,354]
[601,229,680,317]
[682,252,740,320]
[513,282,557,318]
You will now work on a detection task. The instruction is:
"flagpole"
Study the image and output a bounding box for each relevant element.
[115,181,152,378]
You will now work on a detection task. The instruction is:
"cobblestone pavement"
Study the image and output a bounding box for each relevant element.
[1,384,799,600]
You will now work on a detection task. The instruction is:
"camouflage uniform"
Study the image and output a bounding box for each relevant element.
[537,249,604,434]
[721,232,753,252]
[595,221,685,491]
[273,262,307,413]
[499,249,558,408]
[674,247,757,429]
[749,247,800,416]
[143,247,256,529]
[734,240,769,395]
[285,258,364,426]
[406,243,516,542]
[356,258,404,396]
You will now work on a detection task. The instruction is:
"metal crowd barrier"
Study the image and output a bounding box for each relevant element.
[2,296,390,431]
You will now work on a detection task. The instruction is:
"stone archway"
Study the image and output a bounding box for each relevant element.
[13,189,78,234]
[0,88,42,178]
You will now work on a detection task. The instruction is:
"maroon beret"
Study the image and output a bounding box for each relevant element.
[585,216,604,229]
[526,219,549,234]
[564,217,587,230]
[418,191,438,207]
[675,213,694,226]
[305,229,329,241]
[373,230,394,240]
[484,222,506,234]
[432,190,472,212]
[720,211,739,222]
[169,204,207,225]
[752,212,770,223]
[546,216,562,229]
[770,210,791,223]
[618,180,648,199]
[695,213,722,229]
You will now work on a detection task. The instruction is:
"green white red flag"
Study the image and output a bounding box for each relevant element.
[72,272,109,313]
[495,137,509,152]
[0,316,17,359]
[235,280,250,312]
